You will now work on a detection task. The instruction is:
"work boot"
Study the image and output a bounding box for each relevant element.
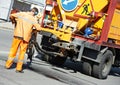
[5,60,13,69]
[16,61,23,72]
[15,70,24,73]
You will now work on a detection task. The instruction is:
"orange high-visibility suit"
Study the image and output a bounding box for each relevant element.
[5,12,41,71]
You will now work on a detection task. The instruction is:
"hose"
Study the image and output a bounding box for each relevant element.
[33,41,64,57]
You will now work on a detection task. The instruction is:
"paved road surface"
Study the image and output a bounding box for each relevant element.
[0,59,69,85]
[0,26,120,85]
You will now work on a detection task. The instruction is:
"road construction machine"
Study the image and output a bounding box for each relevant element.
[27,0,120,79]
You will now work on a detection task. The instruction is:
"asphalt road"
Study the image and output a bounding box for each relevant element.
[0,28,68,85]
[0,27,120,85]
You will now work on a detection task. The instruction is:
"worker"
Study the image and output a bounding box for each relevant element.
[5,7,41,73]
[10,8,19,24]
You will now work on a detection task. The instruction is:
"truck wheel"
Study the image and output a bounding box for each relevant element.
[26,45,35,62]
[42,54,52,62]
[82,62,92,76]
[93,50,113,79]
[50,56,67,66]
[42,55,67,66]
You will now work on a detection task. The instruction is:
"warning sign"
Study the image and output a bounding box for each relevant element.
[74,0,94,17]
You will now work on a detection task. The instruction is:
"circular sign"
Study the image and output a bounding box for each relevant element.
[61,0,78,11]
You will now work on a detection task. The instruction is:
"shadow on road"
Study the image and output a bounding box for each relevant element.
[26,55,97,85]
[29,54,120,79]
[109,67,120,77]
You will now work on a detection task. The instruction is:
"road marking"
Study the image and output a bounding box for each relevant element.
[0,51,9,54]
[0,27,13,31]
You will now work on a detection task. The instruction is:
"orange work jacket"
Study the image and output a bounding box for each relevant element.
[10,12,41,42]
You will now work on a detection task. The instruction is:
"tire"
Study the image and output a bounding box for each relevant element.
[26,44,35,61]
[93,50,113,79]
[50,56,67,66]
[82,62,92,76]
[41,54,67,66]
[26,32,36,61]
[41,54,52,62]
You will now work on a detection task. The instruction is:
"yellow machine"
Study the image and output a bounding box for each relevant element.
[41,0,120,42]
[29,0,120,79]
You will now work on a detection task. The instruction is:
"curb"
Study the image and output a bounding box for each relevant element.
[0,22,14,30]
[0,26,13,30]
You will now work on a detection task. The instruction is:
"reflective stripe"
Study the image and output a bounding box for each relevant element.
[8,57,14,60]
[17,15,37,24]
[18,60,24,63]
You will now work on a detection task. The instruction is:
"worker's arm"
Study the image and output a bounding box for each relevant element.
[10,12,21,24]
[10,14,16,24]
[10,12,21,18]
[33,23,41,31]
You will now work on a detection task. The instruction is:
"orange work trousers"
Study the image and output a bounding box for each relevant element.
[5,37,28,71]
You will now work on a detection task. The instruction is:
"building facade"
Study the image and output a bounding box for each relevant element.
[0,0,45,20]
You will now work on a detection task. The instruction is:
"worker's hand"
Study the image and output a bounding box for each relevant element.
[10,17,16,24]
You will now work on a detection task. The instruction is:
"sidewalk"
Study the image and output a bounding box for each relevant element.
[0,21,14,30]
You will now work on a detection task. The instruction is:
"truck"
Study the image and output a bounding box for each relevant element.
[27,0,120,79]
